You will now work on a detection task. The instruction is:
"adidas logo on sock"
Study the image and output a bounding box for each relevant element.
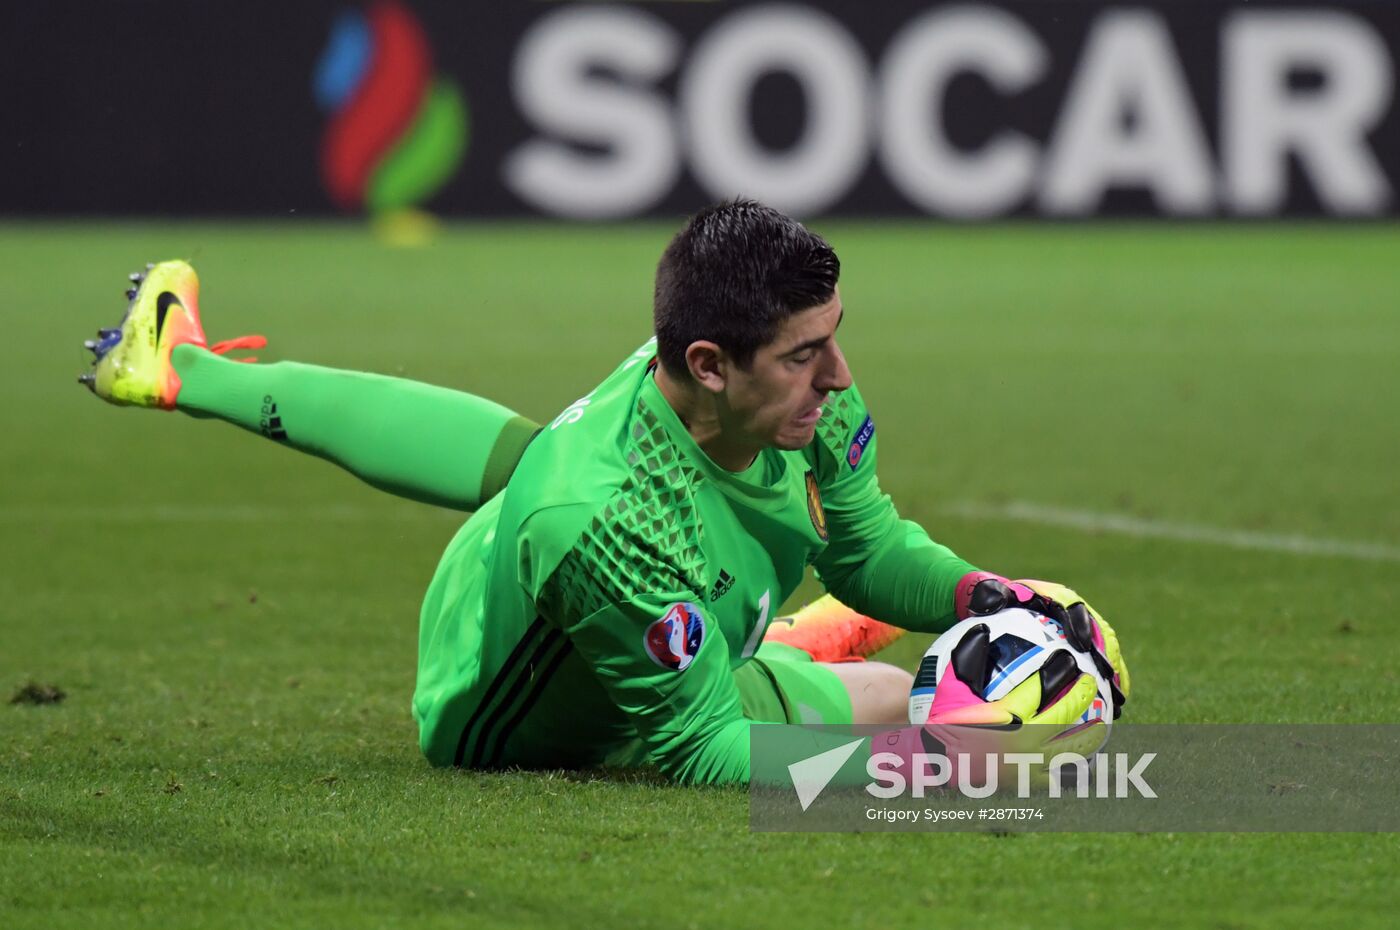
[259,395,288,442]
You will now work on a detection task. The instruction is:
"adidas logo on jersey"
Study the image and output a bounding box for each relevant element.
[710,570,735,602]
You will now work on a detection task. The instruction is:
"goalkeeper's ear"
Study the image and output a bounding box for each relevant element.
[681,340,729,394]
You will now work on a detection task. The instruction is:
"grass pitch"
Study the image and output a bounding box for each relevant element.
[3,221,1399,928]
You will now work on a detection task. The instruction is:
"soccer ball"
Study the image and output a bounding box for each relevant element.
[908,607,1114,733]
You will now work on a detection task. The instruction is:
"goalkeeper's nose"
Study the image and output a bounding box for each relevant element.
[817,339,852,392]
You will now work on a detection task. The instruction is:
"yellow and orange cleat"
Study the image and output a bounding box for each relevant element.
[79,260,265,409]
[763,594,905,662]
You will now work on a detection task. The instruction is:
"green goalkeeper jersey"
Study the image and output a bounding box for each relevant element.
[413,340,976,784]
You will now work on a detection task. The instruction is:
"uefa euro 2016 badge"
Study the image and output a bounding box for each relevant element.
[846,414,875,469]
[644,602,706,671]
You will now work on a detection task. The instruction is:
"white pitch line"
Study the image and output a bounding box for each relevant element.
[941,500,1400,563]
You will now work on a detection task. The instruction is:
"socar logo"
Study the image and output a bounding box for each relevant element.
[314,1,467,213]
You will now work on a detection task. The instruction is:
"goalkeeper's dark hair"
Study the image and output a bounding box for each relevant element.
[653,200,840,376]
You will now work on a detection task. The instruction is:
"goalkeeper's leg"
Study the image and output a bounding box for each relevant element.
[173,347,538,510]
[736,642,912,726]
[80,260,538,511]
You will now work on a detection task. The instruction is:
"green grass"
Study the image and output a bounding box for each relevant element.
[3,221,1399,928]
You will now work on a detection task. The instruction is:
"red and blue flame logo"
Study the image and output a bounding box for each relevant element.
[644,603,706,672]
[313,2,467,213]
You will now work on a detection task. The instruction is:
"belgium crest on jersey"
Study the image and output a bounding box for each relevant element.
[804,470,828,541]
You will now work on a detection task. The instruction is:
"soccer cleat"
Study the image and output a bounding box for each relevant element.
[80,260,266,409]
[763,594,905,662]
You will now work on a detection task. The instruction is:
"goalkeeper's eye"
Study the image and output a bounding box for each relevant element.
[790,350,816,365]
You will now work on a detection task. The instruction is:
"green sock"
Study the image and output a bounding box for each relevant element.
[171,345,539,510]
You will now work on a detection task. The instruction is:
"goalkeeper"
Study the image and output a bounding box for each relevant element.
[79,201,1128,784]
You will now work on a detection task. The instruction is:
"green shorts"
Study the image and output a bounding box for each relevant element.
[733,641,854,726]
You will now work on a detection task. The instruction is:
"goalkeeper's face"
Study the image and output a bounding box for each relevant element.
[727,291,852,452]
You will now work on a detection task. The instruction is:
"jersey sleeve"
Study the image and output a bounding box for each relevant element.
[519,502,751,785]
[807,383,978,633]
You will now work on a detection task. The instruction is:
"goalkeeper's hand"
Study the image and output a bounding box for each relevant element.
[872,622,1104,789]
[955,571,1130,715]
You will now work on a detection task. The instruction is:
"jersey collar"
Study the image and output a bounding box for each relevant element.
[637,371,790,509]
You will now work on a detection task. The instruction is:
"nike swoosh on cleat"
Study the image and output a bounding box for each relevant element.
[155,291,181,343]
